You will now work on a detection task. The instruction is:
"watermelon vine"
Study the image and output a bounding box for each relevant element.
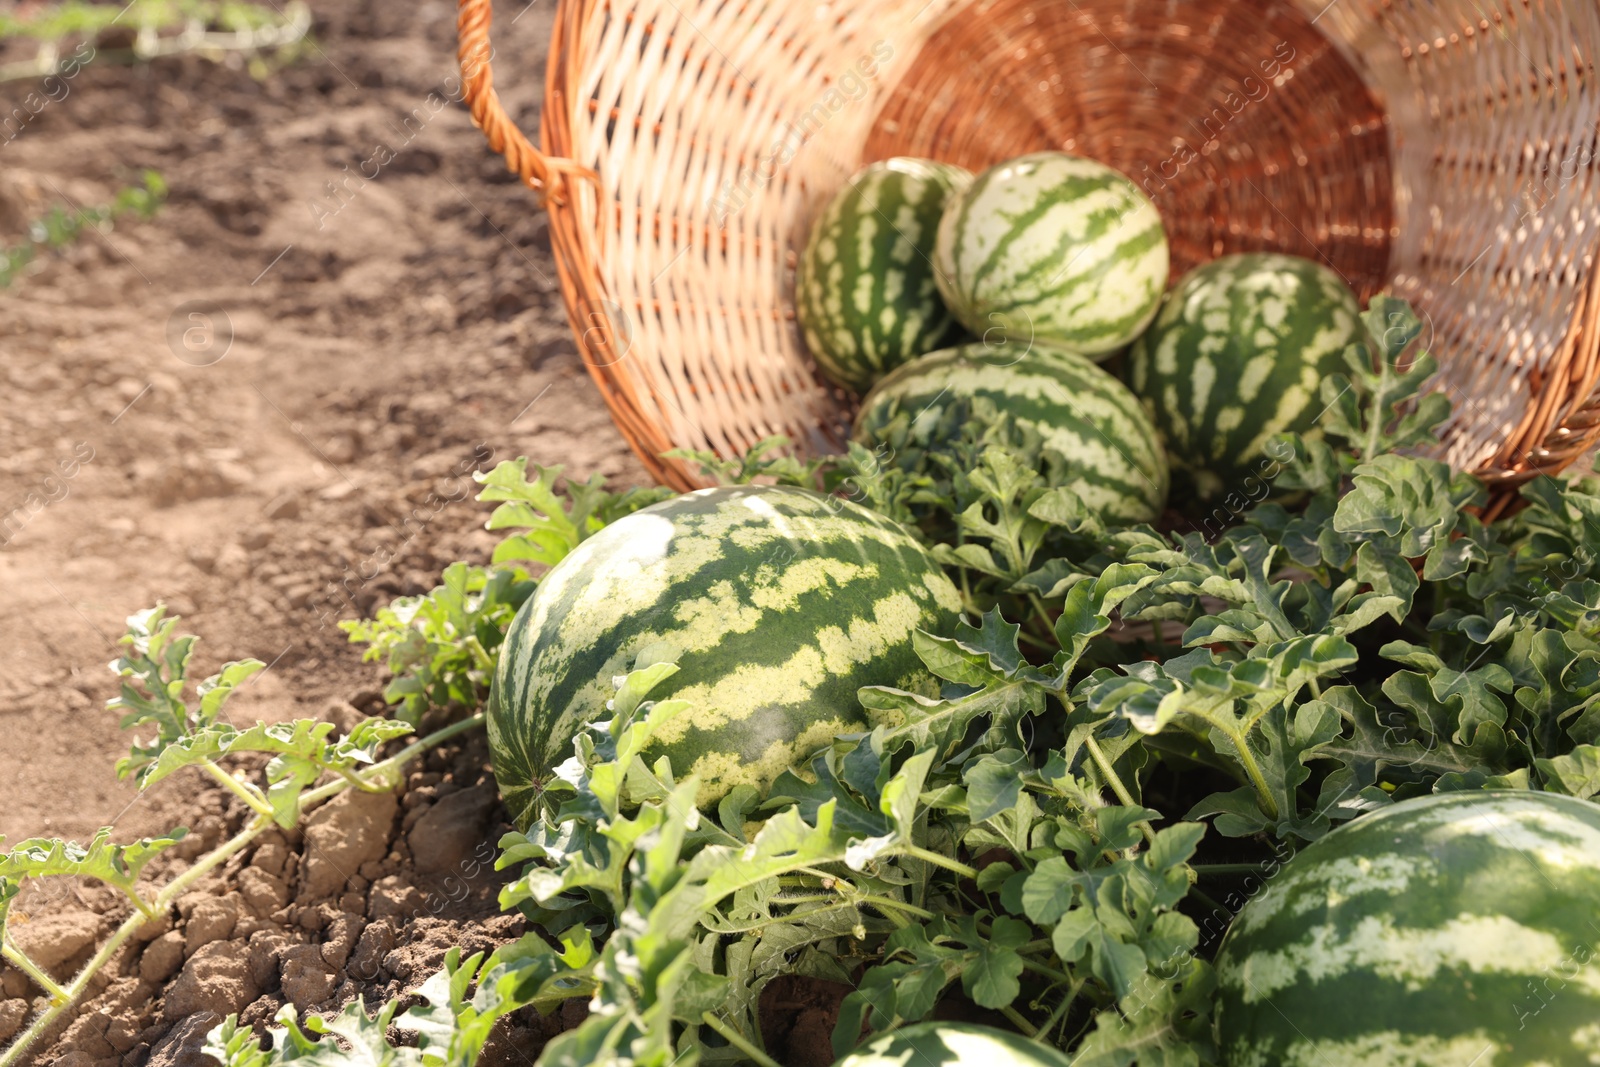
[214,300,1599,1065]
[5,300,1599,1066]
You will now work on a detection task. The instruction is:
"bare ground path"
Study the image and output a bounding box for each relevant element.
[0,0,645,844]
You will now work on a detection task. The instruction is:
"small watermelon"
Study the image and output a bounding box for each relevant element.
[852,342,1169,524]
[1215,791,1600,1067]
[833,1022,1072,1067]
[797,158,974,394]
[487,485,963,824]
[933,152,1169,358]
[1127,252,1364,504]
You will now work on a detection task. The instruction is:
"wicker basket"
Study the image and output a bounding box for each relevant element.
[456,0,1600,498]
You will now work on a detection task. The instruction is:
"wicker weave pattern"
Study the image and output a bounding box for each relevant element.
[1312,0,1600,480]
[538,0,948,487]
[461,0,1600,493]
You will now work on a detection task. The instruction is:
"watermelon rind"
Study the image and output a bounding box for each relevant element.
[1214,790,1600,1067]
[487,485,963,825]
[797,158,974,394]
[833,1021,1073,1067]
[1127,252,1364,505]
[852,341,1170,524]
[933,151,1169,358]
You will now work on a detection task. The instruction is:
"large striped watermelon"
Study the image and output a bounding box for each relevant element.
[1127,253,1363,504]
[932,152,1168,357]
[1215,791,1600,1067]
[487,485,963,824]
[852,342,1169,524]
[796,158,973,394]
[834,1023,1072,1067]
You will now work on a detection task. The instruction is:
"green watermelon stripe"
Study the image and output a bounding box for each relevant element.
[881,354,1167,483]
[984,214,1165,309]
[1215,792,1600,1067]
[797,159,972,394]
[934,152,1169,358]
[853,343,1169,523]
[1129,252,1363,504]
[965,173,1124,292]
[488,486,962,824]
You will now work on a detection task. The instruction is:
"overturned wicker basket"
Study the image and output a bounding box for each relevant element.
[456,0,1600,499]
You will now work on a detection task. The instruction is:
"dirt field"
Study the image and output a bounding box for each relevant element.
[0,0,646,846]
[0,3,650,1060]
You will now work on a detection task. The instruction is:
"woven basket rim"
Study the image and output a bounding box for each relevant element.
[458,0,1600,497]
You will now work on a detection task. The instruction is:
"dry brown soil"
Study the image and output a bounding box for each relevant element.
[0,0,646,841]
[0,0,652,1061]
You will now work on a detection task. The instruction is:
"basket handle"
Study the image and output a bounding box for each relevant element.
[456,0,595,207]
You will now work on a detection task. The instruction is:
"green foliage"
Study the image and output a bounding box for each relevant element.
[204,940,584,1067]
[1,610,468,1066]
[228,627,1215,1067]
[341,563,531,725]
[109,605,413,826]
[0,2,312,86]
[343,459,670,724]
[0,0,286,39]
[0,172,166,288]
[665,435,832,489]
[44,295,1600,1067]
[477,457,673,570]
[110,604,267,784]
[0,829,187,912]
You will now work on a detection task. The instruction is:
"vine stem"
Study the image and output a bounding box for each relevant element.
[1018,956,1072,985]
[0,815,263,1067]
[701,1013,782,1067]
[333,766,378,792]
[853,895,934,921]
[785,890,935,924]
[1083,736,1155,847]
[764,895,924,929]
[1084,736,1137,809]
[1027,593,1057,644]
[1188,886,1230,918]
[1218,724,1279,822]
[199,759,274,818]
[0,713,485,1067]
[1033,978,1085,1045]
[1017,629,1056,653]
[0,944,67,1004]
[1191,863,1270,876]
[1000,1005,1039,1038]
[301,713,484,807]
[899,844,978,881]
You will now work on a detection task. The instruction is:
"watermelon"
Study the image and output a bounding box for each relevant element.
[932,152,1168,357]
[833,1022,1072,1067]
[1215,791,1600,1067]
[796,158,973,394]
[1127,252,1364,504]
[487,485,963,825]
[852,342,1169,524]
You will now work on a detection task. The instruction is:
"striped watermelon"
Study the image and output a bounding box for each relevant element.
[487,485,963,825]
[796,158,974,394]
[852,342,1169,524]
[932,152,1169,357]
[1215,791,1600,1067]
[1127,253,1363,504]
[835,1023,1072,1067]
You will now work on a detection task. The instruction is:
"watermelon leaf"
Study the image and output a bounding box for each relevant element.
[665,434,830,489]
[341,562,533,724]
[1536,744,1600,798]
[476,457,673,568]
[1070,957,1216,1067]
